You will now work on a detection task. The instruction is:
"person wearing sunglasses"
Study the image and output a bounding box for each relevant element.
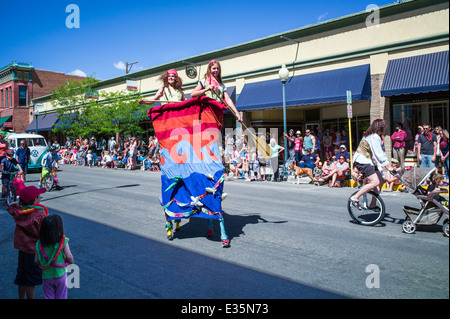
[417,123,437,171]
[326,155,350,187]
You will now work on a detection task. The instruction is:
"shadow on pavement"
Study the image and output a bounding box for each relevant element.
[0,207,347,300]
[175,211,288,243]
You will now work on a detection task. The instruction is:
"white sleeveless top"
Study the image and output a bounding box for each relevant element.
[160,87,183,104]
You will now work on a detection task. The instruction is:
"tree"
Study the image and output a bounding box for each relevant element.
[98,90,146,138]
[51,76,100,139]
[51,77,147,139]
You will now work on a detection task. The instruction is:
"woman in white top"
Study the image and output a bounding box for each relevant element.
[350,119,393,209]
[190,59,242,123]
[139,69,187,105]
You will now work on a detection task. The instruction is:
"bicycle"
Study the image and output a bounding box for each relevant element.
[42,166,56,192]
[4,171,19,205]
[347,170,399,226]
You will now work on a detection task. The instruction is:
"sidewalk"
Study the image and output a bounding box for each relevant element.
[283,174,449,194]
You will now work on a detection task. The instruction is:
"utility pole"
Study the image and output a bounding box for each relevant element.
[126,62,138,74]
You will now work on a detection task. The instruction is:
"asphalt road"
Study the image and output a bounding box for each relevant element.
[0,164,448,300]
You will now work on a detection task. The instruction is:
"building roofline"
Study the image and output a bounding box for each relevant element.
[31,0,448,102]
[93,0,448,86]
[0,62,34,72]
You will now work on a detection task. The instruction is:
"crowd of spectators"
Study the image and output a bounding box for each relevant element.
[55,135,161,172]
[51,122,449,188]
[221,127,352,185]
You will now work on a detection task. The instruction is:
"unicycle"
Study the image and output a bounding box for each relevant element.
[348,190,386,226]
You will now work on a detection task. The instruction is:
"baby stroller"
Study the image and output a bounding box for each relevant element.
[400,167,449,237]
[278,157,295,182]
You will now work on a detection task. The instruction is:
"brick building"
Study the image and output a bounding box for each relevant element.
[0,61,85,135]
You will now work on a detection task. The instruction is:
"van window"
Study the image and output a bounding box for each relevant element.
[18,138,47,147]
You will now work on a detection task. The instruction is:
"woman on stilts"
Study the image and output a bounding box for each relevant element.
[191,59,242,247]
[140,69,187,239]
[139,68,187,105]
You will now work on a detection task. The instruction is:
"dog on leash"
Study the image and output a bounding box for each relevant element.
[289,163,315,184]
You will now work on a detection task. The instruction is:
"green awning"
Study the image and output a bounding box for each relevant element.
[0,116,11,126]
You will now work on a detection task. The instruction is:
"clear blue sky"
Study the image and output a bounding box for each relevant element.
[1,0,396,80]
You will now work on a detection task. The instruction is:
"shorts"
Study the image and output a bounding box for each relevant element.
[14,251,42,287]
[354,162,378,179]
[41,168,53,179]
[2,175,11,185]
[18,163,28,173]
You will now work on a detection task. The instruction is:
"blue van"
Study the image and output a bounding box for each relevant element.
[7,133,49,170]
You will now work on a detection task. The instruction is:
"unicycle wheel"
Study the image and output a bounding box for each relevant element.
[43,175,54,192]
[348,190,386,226]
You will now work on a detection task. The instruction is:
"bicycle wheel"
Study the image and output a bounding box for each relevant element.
[348,190,386,226]
[6,185,17,206]
[43,174,54,192]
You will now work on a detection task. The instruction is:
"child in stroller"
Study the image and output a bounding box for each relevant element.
[400,167,449,237]
[427,172,449,208]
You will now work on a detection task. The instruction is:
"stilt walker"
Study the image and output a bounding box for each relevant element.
[147,94,234,247]
[140,69,187,239]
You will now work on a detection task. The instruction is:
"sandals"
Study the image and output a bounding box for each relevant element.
[350,198,362,210]
[368,206,381,212]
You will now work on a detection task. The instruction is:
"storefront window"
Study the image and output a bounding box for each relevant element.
[322,115,370,152]
[428,103,448,129]
[392,101,449,153]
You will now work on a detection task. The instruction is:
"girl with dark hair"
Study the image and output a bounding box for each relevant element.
[350,119,394,209]
[139,69,187,105]
[35,214,74,299]
[191,59,242,122]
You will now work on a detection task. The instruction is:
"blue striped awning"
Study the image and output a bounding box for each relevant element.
[235,64,371,111]
[25,113,59,132]
[381,51,449,97]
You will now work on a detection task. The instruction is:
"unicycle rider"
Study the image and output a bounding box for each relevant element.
[350,119,393,210]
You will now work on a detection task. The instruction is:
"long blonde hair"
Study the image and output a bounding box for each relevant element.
[204,59,223,84]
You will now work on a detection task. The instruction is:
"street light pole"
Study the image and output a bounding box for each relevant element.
[34,108,39,134]
[279,64,289,163]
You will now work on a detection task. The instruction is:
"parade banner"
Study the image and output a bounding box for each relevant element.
[148,96,228,221]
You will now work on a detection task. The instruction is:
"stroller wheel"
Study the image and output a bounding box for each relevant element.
[443,219,449,238]
[402,220,416,234]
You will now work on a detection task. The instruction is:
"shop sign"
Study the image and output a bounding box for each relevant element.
[186,66,197,79]
[126,80,138,91]
[347,104,353,118]
[346,90,352,104]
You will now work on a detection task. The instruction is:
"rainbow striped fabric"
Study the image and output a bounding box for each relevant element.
[148,96,228,221]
